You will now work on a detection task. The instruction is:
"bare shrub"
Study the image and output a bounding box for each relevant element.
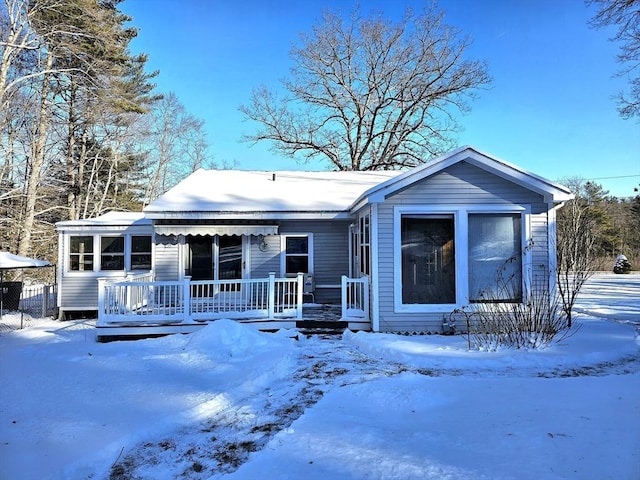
[456,275,573,351]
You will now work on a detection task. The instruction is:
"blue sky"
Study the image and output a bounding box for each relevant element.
[121,0,639,198]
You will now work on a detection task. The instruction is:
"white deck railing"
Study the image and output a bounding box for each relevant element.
[341,275,369,320]
[98,272,304,326]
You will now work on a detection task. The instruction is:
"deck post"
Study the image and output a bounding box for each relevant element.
[42,285,50,317]
[296,272,304,319]
[97,278,106,325]
[363,276,370,321]
[268,272,276,319]
[341,275,347,319]
[183,276,192,323]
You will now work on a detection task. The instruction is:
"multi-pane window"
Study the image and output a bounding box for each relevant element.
[131,236,152,270]
[283,236,310,275]
[69,236,94,271]
[68,234,153,272]
[359,215,371,275]
[468,214,522,302]
[100,236,125,270]
[401,215,456,304]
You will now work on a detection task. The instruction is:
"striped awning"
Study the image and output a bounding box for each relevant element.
[154,225,278,237]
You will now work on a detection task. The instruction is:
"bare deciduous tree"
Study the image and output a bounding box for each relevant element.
[141,92,211,205]
[555,179,605,327]
[588,0,640,119]
[240,5,490,171]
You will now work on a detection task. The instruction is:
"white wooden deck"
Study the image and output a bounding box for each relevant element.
[96,273,370,339]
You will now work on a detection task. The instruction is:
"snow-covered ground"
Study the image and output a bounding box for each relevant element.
[1,273,638,480]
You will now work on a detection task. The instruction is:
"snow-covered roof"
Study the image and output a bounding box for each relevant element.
[144,170,401,219]
[55,211,151,230]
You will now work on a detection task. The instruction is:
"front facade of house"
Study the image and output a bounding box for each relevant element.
[55,147,572,337]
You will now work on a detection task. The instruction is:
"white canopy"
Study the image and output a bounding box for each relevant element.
[0,251,52,270]
[154,225,278,237]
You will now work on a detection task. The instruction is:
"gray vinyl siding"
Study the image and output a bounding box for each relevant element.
[530,211,551,290]
[149,221,350,304]
[154,236,181,281]
[375,161,551,333]
[250,234,283,278]
[57,225,154,315]
[251,220,351,303]
[59,275,103,310]
[387,163,546,207]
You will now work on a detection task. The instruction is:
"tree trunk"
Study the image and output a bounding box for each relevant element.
[17,51,53,256]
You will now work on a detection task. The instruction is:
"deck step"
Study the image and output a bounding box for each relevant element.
[296,320,349,334]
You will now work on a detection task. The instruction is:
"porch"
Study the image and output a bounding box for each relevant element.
[96,272,370,340]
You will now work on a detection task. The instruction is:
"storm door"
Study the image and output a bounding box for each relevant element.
[217,235,243,289]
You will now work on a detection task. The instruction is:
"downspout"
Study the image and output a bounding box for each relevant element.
[548,203,560,304]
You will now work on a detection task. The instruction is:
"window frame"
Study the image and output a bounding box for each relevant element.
[467,213,523,303]
[358,214,371,276]
[100,236,126,271]
[400,213,457,305]
[280,234,314,277]
[130,235,153,271]
[69,235,95,272]
[393,205,529,313]
[66,233,153,274]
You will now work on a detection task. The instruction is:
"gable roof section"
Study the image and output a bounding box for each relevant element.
[144,170,401,220]
[351,146,573,210]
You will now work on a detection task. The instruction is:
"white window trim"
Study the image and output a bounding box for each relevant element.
[280,233,314,276]
[355,213,371,276]
[67,234,96,274]
[393,205,530,313]
[65,233,153,275]
[100,235,126,271]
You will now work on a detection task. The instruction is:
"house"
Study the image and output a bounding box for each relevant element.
[55,146,572,339]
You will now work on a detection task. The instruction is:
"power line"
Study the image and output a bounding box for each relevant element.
[584,174,640,180]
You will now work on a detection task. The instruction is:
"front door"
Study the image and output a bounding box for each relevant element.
[188,236,213,280]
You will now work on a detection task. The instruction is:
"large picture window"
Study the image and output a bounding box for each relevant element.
[69,236,94,271]
[401,215,455,304]
[468,214,522,302]
[396,207,527,310]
